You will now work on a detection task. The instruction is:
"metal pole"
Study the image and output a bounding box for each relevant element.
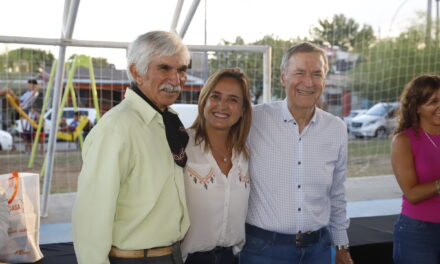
[178,0,201,39]
[203,0,208,81]
[262,46,272,103]
[41,0,80,217]
[436,0,440,46]
[0,100,2,130]
[427,0,433,47]
[170,0,184,34]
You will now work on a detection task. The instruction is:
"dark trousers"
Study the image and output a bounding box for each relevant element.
[185,247,235,264]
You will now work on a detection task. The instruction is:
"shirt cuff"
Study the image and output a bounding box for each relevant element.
[329,228,349,246]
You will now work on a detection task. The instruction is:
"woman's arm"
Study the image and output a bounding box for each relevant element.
[391,133,439,204]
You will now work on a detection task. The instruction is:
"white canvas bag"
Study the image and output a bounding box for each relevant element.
[0,172,43,263]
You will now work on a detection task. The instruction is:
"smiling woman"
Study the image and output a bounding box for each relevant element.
[391,74,440,264]
[181,68,252,264]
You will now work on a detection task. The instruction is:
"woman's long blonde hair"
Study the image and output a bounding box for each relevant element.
[190,68,252,159]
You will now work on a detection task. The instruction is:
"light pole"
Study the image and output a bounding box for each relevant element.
[436,0,440,46]
[427,0,432,47]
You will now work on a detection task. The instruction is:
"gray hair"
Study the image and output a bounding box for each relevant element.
[126,31,190,82]
[280,42,329,74]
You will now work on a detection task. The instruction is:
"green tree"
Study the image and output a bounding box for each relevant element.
[68,54,109,68]
[209,35,307,101]
[348,11,440,102]
[0,48,54,73]
[311,14,376,51]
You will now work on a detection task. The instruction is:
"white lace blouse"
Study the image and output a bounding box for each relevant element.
[181,129,250,259]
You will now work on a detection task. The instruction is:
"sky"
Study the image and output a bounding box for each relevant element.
[0,0,428,69]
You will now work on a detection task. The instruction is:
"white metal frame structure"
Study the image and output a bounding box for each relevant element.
[0,0,271,217]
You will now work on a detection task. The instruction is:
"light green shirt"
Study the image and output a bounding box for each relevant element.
[72,89,189,264]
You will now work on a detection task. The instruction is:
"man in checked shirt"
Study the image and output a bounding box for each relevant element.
[240,42,354,264]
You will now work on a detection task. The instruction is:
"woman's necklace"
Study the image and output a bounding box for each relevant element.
[213,148,229,163]
[423,130,439,150]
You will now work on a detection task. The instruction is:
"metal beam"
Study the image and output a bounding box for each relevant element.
[178,0,201,39]
[170,0,184,34]
[0,36,128,49]
[63,0,81,39]
[41,0,81,217]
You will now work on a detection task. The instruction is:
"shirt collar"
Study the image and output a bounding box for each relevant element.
[124,88,162,125]
[281,98,319,125]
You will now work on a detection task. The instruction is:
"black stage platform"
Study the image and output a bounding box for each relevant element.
[15,215,399,264]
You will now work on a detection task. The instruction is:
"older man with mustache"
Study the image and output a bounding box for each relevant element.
[73,31,191,264]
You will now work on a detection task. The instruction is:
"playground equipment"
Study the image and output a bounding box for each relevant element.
[56,116,90,141]
[5,93,38,129]
[0,55,101,169]
[28,54,101,171]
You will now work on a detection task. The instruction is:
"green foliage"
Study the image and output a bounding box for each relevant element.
[311,14,376,51]
[348,12,440,102]
[209,35,309,100]
[68,54,109,68]
[0,48,54,73]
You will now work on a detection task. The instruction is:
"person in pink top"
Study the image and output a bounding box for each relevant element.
[391,74,440,264]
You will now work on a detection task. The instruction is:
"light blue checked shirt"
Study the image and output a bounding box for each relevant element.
[246,100,350,245]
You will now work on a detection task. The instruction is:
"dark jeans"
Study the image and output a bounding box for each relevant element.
[185,247,234,264]
[393,214,440,264]
[239,225,331,264]
[109,244,183,264]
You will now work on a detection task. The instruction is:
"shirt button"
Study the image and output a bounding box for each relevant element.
[298,161,301,165]
[298,185,301,189]
[298,208,301,211]
[299,138,301,141]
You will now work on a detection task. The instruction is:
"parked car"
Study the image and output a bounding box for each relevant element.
[343,109,367,132]
[15,107,97,134]
[170,103,198,128]
[350,102,399,138]
[0,129,13,151]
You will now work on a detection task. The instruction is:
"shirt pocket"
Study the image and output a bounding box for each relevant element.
[185,162,216,190]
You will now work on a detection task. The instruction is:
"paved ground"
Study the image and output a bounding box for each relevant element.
[40,174,402,225]
[346,174,401,201]
[38,174,403,244]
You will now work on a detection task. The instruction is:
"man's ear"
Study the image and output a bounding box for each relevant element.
[129,64,142,85]
[280,71,286,87]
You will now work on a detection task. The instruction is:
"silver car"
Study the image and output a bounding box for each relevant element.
[350,102,399,138]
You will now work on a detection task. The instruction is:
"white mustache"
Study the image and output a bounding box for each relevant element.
[160,84,181,92]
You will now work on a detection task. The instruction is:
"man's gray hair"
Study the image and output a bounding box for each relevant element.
[280,42,329,74]
[126,31,190,82]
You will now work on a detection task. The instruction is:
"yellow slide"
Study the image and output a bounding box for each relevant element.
[56,116,89,141]
[5,93,38,129]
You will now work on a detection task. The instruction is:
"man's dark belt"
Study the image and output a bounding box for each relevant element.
[109,243,177,258]
[245,223,326,248]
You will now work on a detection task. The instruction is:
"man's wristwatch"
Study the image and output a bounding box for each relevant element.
[335,245,350,251]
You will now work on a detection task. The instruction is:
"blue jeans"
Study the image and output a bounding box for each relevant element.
[185,247,234,264]
[393,214,440,264]
[239,225,331,264]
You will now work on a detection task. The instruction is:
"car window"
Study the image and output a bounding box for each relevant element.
[365,104,387,116]
[349,112,358,117]
[62,111,74,118]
